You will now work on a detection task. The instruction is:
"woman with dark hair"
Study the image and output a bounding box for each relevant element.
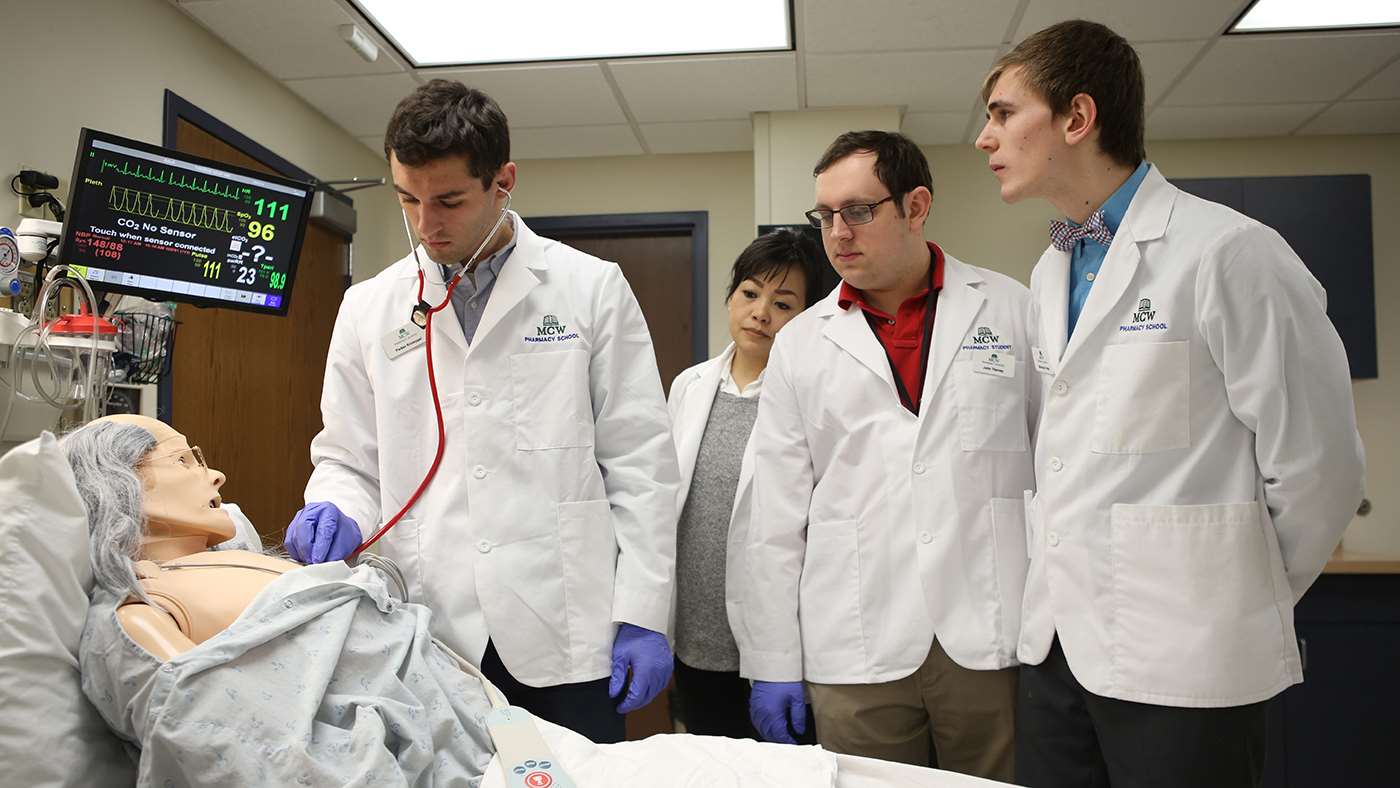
[665,228,823,739]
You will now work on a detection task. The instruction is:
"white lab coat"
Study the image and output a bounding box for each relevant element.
[666,343,756,656]
[742,253,1038,684]
[1022,166,1365,707]
[305,213,680,688]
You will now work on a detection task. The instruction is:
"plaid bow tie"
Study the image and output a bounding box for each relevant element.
[1048,210,1114,252]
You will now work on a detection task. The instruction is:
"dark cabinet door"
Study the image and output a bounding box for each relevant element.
[1267,574,1400,787]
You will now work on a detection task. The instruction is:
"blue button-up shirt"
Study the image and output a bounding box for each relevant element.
[1067,161,1151,337]
[439,215,518,345]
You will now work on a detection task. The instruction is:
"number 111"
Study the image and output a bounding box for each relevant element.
[254,198,289,221]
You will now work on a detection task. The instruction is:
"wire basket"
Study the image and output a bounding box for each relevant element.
[111,312,177,384]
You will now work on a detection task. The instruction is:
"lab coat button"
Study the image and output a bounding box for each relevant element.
[1049,457,1064,472]
[468,393,482,406]
[919,531,933,544]
[477,539,493,554]
[913,462,926,475]
[1048,532,1061,547]
[473,465,487,479]
[1053,381,1069,395]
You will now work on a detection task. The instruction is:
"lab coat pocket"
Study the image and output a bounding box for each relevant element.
[557,499,619,662]
[1108,501,1286,702]
[989,498,1029,655]
[508,349,594,451]
[379,516,427,606]
[955,359,1030,452]
[798,520,864,660]
[1092,341,1189,454]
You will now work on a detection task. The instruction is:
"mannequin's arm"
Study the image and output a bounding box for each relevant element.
[116,603,196,661]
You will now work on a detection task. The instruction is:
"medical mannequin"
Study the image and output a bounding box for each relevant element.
[77,415,294,660]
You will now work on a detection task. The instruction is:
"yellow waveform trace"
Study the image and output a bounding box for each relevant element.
[108,185,235,233]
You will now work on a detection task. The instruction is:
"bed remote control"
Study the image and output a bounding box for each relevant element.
[486,706,578,788]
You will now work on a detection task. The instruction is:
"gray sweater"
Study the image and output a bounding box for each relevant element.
[673,390,759,671]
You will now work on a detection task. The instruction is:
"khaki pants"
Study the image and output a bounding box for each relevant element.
[807,638,1017,782]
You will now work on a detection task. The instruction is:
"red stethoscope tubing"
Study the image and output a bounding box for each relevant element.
[350,267,461,557]
[348,191,510,558]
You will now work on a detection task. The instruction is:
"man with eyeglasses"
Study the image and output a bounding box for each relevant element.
[740,130,1037,781]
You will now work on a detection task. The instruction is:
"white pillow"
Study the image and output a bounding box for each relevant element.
[0,432,135,787]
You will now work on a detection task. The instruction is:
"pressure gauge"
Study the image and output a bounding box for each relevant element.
[0,229,24,296]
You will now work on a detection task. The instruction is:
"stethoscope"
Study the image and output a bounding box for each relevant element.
[352,185,513,558]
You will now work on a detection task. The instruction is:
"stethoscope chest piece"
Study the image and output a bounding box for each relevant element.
[411,301,430,329]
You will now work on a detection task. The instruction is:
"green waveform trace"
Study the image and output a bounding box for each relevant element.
[109,185,235,233]
[99,159,251,202]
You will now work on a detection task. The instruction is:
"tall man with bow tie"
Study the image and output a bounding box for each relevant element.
[976,20,1365,788]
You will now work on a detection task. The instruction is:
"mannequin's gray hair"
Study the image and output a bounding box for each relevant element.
[59,420,157,603]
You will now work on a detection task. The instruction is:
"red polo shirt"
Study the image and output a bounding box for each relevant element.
[837,242,946,414]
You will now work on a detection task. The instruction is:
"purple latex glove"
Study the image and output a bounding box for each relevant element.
[750,680,806,744]
[609,623,674,714]
[284,501,362,563]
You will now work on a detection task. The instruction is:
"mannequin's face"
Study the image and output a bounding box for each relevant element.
[98,415,234,545]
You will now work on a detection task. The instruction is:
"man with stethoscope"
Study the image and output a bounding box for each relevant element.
[284,79,680,742]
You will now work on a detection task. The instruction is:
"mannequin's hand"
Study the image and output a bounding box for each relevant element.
[284,502,361,563]
[608,623,673,714]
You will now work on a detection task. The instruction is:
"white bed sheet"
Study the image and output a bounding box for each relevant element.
[482,718,1014,788]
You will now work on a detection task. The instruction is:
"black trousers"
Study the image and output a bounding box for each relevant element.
[480,640,625,743]
[1016,637,1267,788]
[671,658,817,743]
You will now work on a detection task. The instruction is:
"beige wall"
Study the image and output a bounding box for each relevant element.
[509,151,755,355]
[1,0,402,283]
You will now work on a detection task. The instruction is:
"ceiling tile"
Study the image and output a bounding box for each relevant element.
[610,55,797,122]
[284,73,420,138]
[902,111,971,145]
[1299,99,1400,135]
[806,49,1000,112]
[639,120,753,154]
[177,0,407,79]
[804,0,1021,53]
[1164,32,1400,106]
[1147,103,1327,140]
[1135,40,1211,105]
[1013,0,1244,42]
[512,125,643,160]
[1348,57,1400,100]
[422,63,625,128]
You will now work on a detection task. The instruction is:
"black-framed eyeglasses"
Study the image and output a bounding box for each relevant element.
[805,196,895,230]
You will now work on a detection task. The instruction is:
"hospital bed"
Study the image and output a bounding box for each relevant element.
[0,433,1010,787]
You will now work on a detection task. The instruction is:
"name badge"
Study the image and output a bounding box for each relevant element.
[972,349,1014,378]
[382,322,427,360]
[1032,346,1055,376]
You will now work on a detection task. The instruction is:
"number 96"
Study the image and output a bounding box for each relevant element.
[247,221,276,241]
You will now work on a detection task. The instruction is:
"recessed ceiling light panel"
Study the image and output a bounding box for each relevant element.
[1231,0,1400,33]
[352,0,792,67]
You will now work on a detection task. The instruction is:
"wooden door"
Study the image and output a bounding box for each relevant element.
[169,120,347,543]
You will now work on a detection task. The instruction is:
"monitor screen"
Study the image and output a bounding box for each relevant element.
[58,128,315,316]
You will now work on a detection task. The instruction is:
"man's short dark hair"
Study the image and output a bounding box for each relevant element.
[384,79,511,188]
[981,20,1146,167]
[726,228,826,308]
[812,130,933,217]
